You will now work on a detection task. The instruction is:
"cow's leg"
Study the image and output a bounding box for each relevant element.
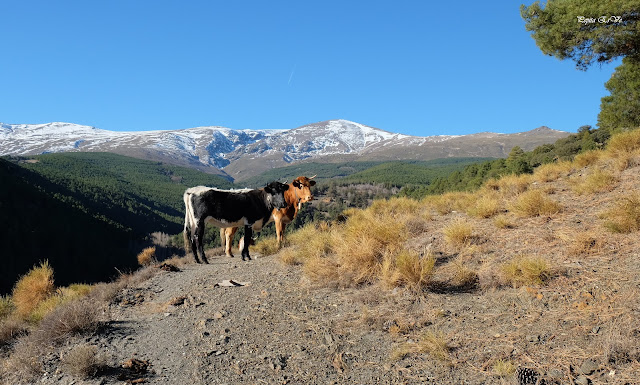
[241,225,252,261]
[225,227,237,258]
[194,221,208,264]
[275,219,285,247]
[187,227,201,264]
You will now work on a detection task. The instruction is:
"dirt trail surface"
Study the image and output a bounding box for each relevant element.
[75,256,414,385]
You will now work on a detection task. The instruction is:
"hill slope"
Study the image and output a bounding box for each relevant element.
[3,131,638,384]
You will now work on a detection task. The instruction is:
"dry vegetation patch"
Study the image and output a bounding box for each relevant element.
[599,192,640,233]
[12,261,54,320]
[509,189,562,217]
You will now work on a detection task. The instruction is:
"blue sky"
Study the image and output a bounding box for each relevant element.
[0,1,620,136]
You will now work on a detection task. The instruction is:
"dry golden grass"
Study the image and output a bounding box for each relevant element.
[559,231,604,256]
[443,219,473,246]
[392,330,451,363]
[332,209,407,285]
[600,192,640,233]
[571,168,619,195]
[604,128,640,170]
[425,191,476,215]
[12,261,55,320]
[380,249,436,292]
[252,237,280,257]
[493,214,516,229]
[61,344,107,378]
[440,257,478,288]
[0,317,27,346]
[533,161,573,182]
[279,223,334,266]
[492,359,516,377]
[137,246,156,266]
[466,194,501,218]
[500,256,552,287]
[573,150,603,168]
[509,190,561,217]
[368,196,422,218]
[488,174,531,197]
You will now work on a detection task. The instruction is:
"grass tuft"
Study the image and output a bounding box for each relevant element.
[443,219,474,246]
[467,194,501,218]
[137,246,156,266]
[492,359,516,377]
[252,237,281,257]
[380,249,436,292]
[12,261,55,320]
[600,193,640,233]
[572,168,619,195]
[509,190,561,217]
[604,128,640,170]
[500,256,552,287]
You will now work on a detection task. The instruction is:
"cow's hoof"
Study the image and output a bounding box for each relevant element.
[202,258,209,264]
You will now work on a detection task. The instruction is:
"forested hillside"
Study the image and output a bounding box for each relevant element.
[0,153,234,295]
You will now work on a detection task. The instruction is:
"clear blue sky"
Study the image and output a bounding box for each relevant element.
[0,1,620,136]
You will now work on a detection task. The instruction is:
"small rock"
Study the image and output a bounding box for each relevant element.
[547,368,564,379]
[575,375,590,385]
[591,326,601,335]
[526,335,540,343]
[579,358,599,375]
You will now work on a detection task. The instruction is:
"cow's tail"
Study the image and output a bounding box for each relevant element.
[183,191,193,253]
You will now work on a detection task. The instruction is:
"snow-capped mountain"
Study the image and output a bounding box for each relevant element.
[0,120,570,180]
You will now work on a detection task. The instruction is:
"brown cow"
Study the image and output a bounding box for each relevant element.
[221,175,316,257]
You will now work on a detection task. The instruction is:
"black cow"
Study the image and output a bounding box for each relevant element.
[183,182,289,263]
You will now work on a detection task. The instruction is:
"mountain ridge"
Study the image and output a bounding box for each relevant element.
[0,119,571,180]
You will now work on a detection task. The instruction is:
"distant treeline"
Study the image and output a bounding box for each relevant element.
[400,126,611,198]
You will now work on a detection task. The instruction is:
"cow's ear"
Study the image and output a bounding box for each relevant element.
[293,180,301,188]
[264,185,273,193]
[309,181,316,186]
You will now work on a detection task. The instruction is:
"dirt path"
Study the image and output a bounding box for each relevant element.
[83,255,414,385]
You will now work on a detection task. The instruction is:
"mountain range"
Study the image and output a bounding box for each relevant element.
[0,119,571,181]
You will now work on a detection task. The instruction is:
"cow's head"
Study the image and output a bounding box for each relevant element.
[264,181,290,209]
[291,175,316,204]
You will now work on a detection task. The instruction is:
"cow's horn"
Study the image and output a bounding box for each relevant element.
[309,174,317,180]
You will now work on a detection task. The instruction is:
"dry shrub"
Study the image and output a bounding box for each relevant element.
[493,214,516,229]
[603,319,640,365]
[61,344,107,378]
[0,317,28,346]
[500,256,552,287]
[467,194,501,218]
[0,295,14,320]
[12,261,55,319]
[509,190,561,217]
[443,219,473,246]
[380,250,436,292]
[252,237,280,257]
[604,128,640,170]
[600,193,640,233]
[32,299,99,345]
[137,246,156,266]
[2,339,43,382]
[534,161,573,182]
[571,168,619,195]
